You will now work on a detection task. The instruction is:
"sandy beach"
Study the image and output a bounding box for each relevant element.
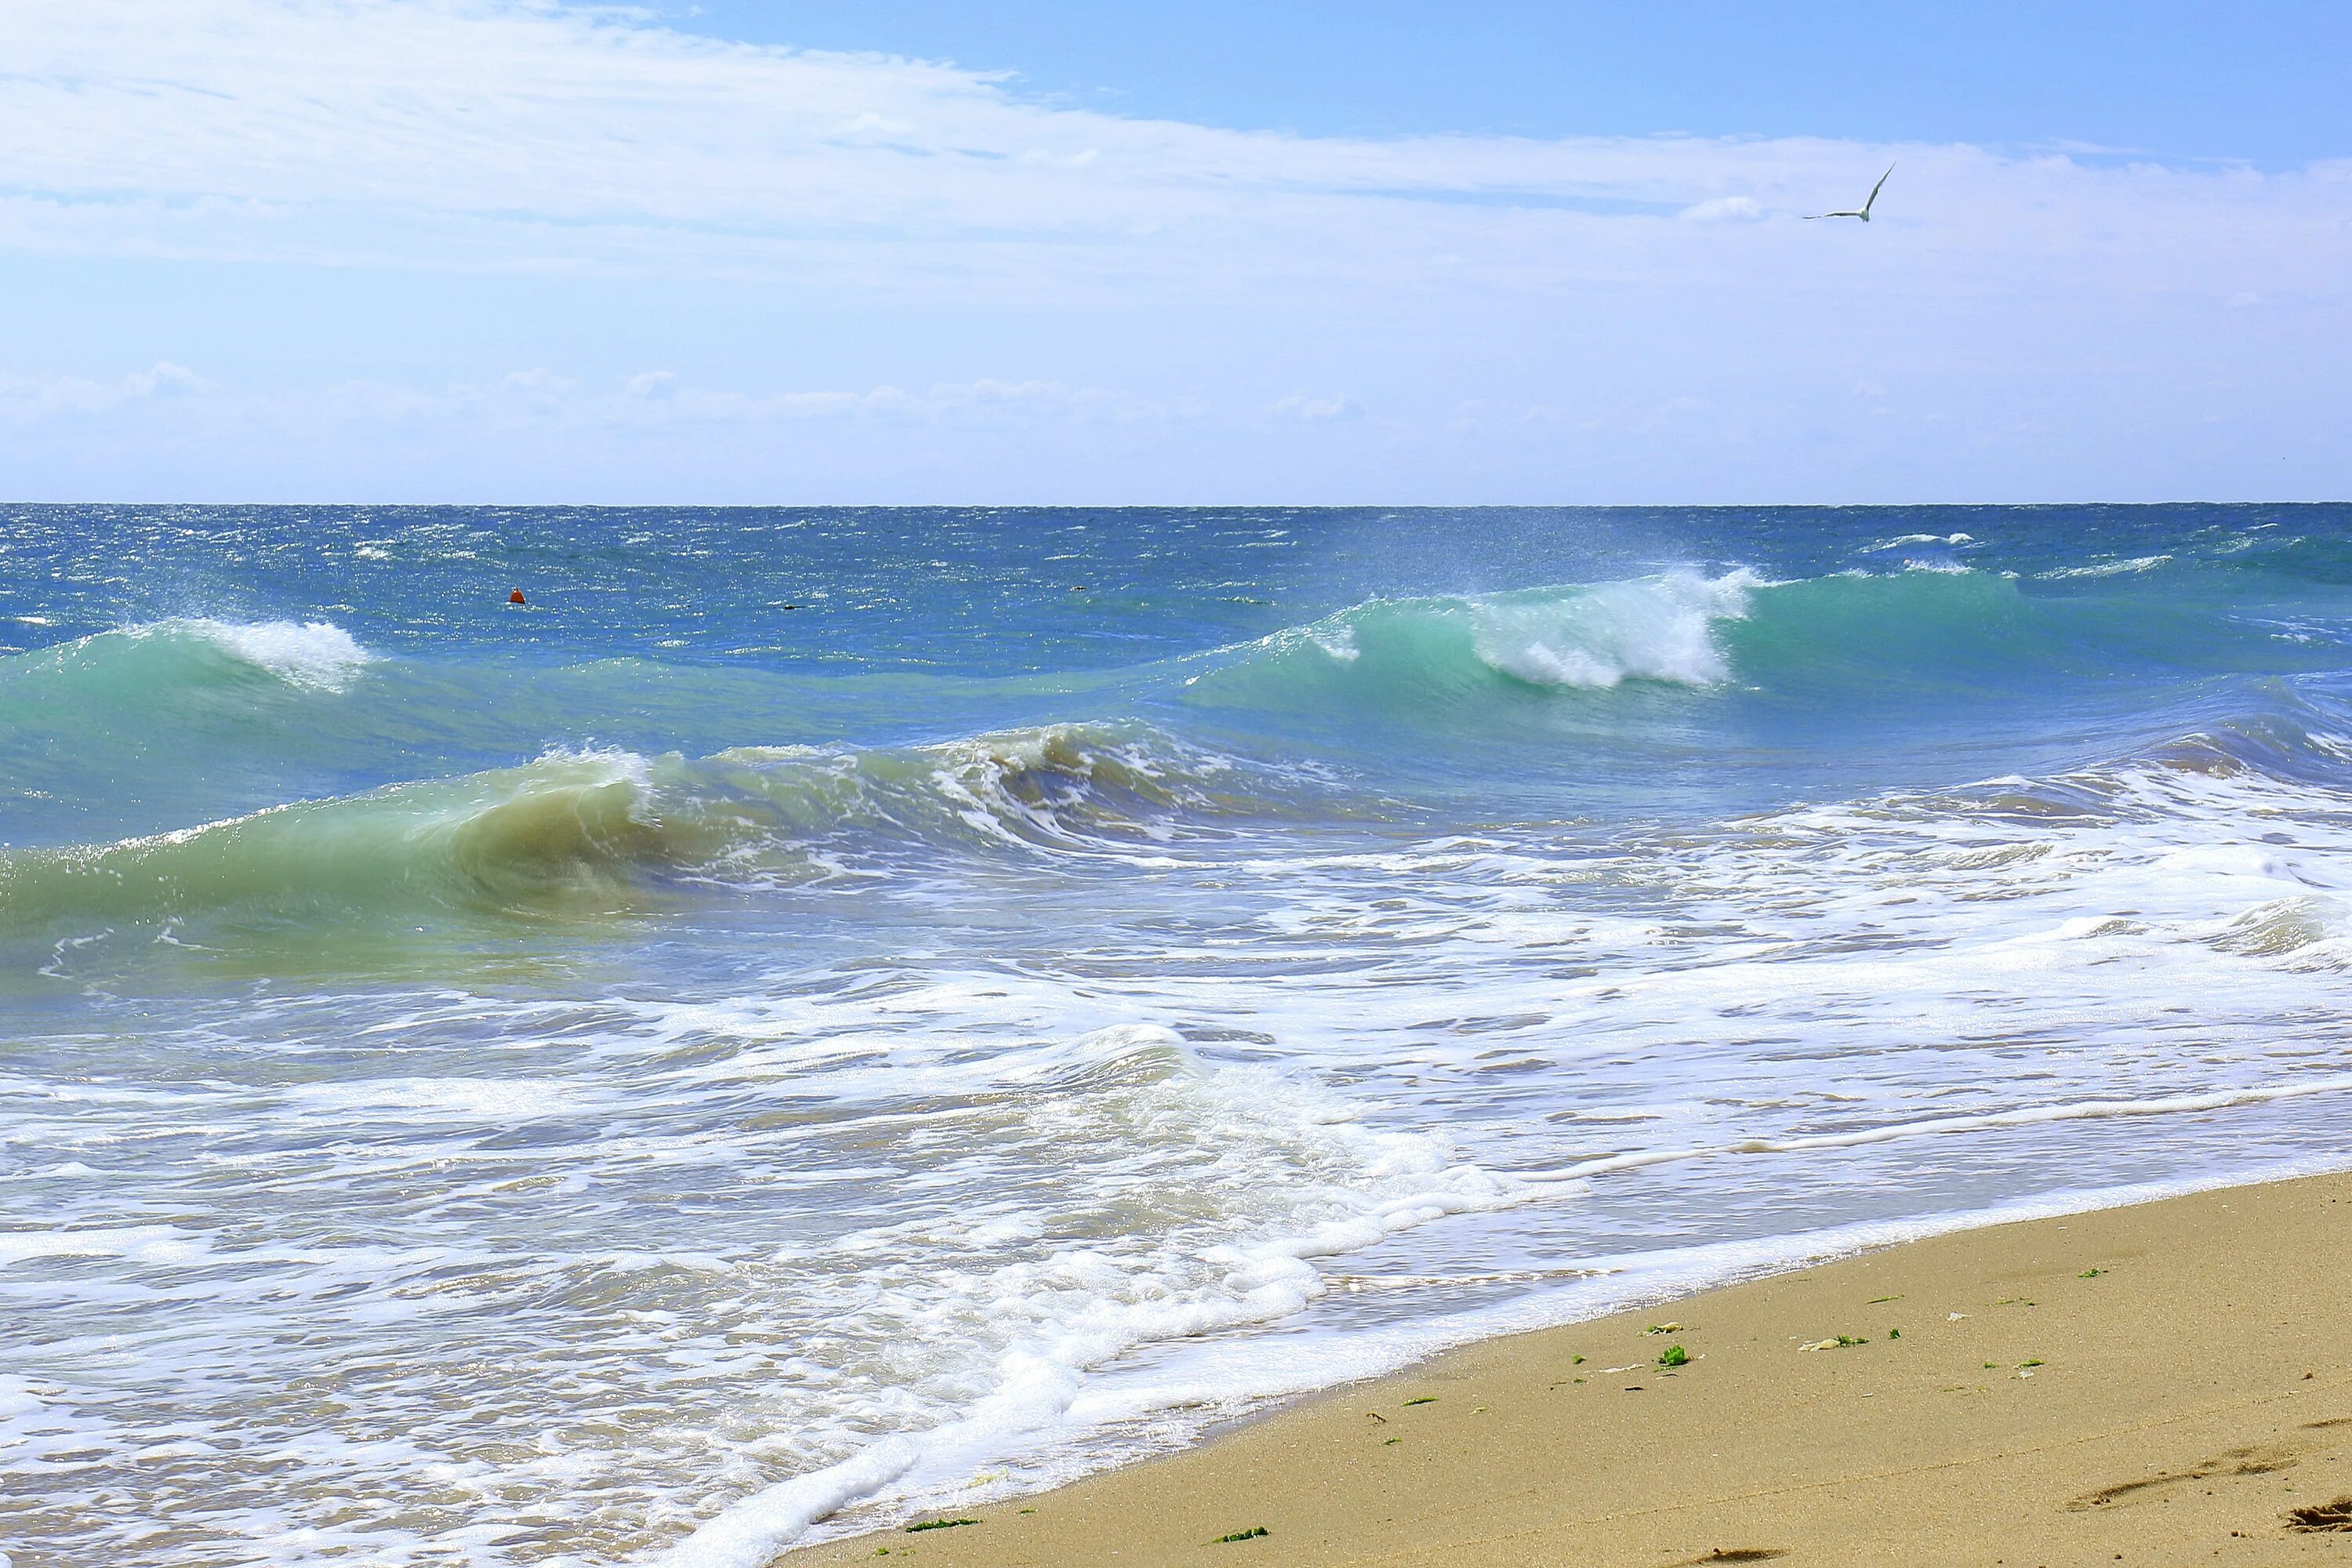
[788,1171,2352,1566]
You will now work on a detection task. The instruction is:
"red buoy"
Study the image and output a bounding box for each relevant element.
[509,589,528,605]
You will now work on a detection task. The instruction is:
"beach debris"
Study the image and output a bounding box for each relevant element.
[1658,1344,1690,1368]
[904,1519,979,1534]
[1642,1322,1685,1335]
[1800,1335,1870,1351]
[1888,1328,1900,1338]
[1384,1436,1401,1445]
[1948,1312,1969,1321]
[2079,1269,2105,1278]
[507,588,527,605]
[2285,1497,2352,1532]
[1867,1294,1904,1305]
[1210,1526,1270,1543]
[1365,1410,1387,1423]
[1402,1396,1437,1406]
[1571,1355,1586,1364]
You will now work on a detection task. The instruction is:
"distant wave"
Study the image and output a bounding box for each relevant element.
[1189,570,1761,716]
[1167,563,2352,753]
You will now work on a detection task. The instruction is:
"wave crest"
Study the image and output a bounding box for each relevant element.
[1192,570,1759,717]
[1467,570,1756,688]
[174,619,378,690]
[0,725,1293,935]
[0,618,379,709]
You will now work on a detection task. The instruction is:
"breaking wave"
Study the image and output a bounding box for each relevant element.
[0,724,1292,932]
[0,618,379,715]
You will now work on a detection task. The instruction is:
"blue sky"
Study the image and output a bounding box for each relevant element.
[1,1,2347,503]
[657,1,2352,163]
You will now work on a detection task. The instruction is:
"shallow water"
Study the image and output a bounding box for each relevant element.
[5,504,2352,1566]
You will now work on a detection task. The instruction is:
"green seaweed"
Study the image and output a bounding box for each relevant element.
[1403,1396,1437,1406]
[904,1519,979,1534]
[1658,1344,1690,1368]
[1212,1526,1271,1543]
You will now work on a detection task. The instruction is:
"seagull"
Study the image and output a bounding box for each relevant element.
[1806,164,1893,222]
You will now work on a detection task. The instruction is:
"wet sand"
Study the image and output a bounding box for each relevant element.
[786,1170,2352,1566]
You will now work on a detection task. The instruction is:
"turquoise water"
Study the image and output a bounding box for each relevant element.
[7,504,2352,1565]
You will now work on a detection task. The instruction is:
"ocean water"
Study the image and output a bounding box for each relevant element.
[6,503,2352,1566]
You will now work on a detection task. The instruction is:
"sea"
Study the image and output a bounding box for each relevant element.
[6,503,2352,1566]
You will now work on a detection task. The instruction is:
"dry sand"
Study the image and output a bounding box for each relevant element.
[786,1171,2352,1566]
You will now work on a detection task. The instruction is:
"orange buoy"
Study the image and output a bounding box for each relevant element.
[509,589,527,605]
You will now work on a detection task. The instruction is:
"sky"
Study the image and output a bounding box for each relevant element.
[2,0,2347,503]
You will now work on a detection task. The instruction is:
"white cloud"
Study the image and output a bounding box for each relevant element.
[1272,394,1365,422]
[0,0,2347,501]
[0,361,207,419]
[0,0,2346,306]
[1679,195,1766,222]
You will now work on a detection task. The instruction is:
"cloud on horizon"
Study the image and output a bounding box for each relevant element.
[1,0,2347,501]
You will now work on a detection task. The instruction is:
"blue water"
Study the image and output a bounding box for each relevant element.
[6,504,2352,1566]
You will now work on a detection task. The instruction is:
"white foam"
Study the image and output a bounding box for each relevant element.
[1472,569,1756,689]
[1867,532,1976,551]
[176,617,379,690]
[2037,554,2173,579]
[21,698,2352,1566]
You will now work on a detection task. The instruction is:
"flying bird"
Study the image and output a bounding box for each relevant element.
[1806,164,1894,222]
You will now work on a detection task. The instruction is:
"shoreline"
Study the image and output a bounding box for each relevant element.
[782,1169,2352,1566]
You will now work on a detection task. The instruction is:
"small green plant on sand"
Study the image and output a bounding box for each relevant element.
[1212,1526,1271,1543]
[1658,1344,1690,1368]
[904,1519,979,1534]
